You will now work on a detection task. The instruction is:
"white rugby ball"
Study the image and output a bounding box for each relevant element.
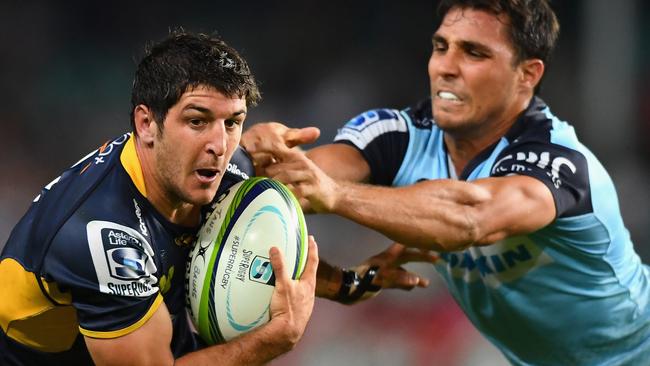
[186,177,308,344]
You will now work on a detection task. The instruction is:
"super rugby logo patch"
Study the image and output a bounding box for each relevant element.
[86,221,158,297]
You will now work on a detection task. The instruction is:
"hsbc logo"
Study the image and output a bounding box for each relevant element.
[492,151,577,188]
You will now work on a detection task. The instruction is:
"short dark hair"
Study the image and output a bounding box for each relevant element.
[130,30,261,131]
[436,0,560,65]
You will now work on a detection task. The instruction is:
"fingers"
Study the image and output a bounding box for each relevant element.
[394,249,439,266]
[242,122,319,155]
[380,268,430,290]
[269,246,289,289]
[266,161,312,182]
[300,236,319,283]
[285,127,321,148]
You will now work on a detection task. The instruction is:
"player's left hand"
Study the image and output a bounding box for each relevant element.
[265,148,340,214]
[357,242,437,290]
[241,122,320,176]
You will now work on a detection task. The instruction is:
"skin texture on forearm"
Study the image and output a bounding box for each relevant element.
[175,320,296,366]
[328,176,556,251]
[331,179,491,251]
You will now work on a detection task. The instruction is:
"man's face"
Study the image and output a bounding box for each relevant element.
[153,86,246,207]
[428,7,521,134]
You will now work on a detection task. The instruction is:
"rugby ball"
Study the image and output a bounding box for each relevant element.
[186,177,308,344]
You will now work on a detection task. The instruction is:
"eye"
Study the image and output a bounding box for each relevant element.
[466,48,487,59]
[225,119,242,130]
[432,41,447,53]
[189,118,206,127]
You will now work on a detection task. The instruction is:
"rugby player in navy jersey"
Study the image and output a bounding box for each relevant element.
[0,30,433,366]
[242,0,650,365]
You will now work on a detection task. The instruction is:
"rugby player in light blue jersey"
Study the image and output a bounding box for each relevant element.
[242,0,650,364]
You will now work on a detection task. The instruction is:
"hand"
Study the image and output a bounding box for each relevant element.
[267,235,319,349]
[241,122,320,176]
[357,243,438,290]
[265,148,340,213]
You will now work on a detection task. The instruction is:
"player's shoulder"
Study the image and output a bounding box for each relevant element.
[47,187,158,296]
[334,98,434,149]
[504,97,580,148]
[2,134,133,265]
[402,98,434,130]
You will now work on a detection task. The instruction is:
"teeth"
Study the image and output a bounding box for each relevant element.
[438,91,460,101]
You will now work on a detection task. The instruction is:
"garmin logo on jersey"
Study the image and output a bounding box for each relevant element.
[437,236,553,288]
[492,151,577,188]
[87,221,158,298]
[227,163,249,180]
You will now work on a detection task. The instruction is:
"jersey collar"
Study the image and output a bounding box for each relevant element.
[120,133,148,197]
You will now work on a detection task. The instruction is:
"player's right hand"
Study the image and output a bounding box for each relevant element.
[358,243,438,290]
[241,122,320,176]
[267,235,319,350]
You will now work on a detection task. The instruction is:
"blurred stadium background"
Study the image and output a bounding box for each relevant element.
[0,1,648,365]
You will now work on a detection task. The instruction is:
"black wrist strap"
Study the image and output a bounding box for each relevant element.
[336,266,381,305]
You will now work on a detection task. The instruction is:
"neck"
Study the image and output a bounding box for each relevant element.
[445,95,532,175]
[134,135,200,227]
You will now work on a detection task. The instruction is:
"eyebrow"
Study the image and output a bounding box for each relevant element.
[432,34,492,54]
[183,104,247,118]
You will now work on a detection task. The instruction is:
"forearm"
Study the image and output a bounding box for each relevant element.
[330,179,490,251]
[315,259,343,300]
[175,319,296,366]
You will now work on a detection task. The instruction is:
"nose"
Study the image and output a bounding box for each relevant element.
[205,121,227,157]
[428,48,460,80]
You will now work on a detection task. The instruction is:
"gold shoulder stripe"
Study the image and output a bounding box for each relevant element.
[79,293,163,339]
[120,133,147,197]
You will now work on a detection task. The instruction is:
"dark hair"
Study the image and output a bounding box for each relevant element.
[130,30,261,131]
[436,0,560,65]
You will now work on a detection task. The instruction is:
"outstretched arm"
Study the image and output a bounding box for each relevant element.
[85,237,319,366]
[265,148,556,251]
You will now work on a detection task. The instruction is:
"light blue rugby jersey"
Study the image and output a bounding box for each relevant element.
[334,97,650,365]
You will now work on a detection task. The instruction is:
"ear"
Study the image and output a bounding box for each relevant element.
[133,105,158,146]
[519,59,545,92]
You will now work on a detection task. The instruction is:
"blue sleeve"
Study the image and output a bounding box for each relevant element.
[490,141,592,218]
[333,109,409,185]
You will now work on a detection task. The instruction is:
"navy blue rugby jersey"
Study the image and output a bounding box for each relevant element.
[334,97,650,365]
[0,133,254,365]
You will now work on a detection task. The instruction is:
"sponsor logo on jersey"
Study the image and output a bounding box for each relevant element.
[86,221,158,297]
[334,109,407,149]
[492,151,577,188]
[437,236,553,288]
[227,163,249,180]
[133,199,148,236]
[92,133,129,166]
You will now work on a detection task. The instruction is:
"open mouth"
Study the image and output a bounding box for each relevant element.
[196,169,219,182]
